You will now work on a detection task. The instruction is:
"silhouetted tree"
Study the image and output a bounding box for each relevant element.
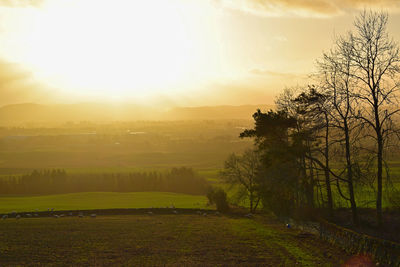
[320,10,400,227]
[318,44,361,225]
[293,86,335,219]
[220,149,261,213]
[240,110,307,216]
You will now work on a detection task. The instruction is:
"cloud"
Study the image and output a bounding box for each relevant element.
[0,0,43,8]
[215,0,400,17]
[0,59,54,106]
[273,35,288,42]
[199,82,276,106]
[250,68,307,79]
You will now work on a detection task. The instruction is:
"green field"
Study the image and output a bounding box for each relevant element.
[0,214,349,266]
[0,192,209,213]
[316,163,400,209]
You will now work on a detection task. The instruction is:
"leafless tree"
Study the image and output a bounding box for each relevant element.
[343,10,400,227]
[220,149,261,213]
[318,43,361,225]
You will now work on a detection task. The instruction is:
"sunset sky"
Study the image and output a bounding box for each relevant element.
[0,0,399,107]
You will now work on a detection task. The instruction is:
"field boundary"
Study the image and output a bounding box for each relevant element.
[283,217,400,266]
[317,218,400,266]
[0,208,216,218]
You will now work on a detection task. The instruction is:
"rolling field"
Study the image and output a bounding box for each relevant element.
[0,214,349,266]
[321,163,400,209]
[0,192,209,213]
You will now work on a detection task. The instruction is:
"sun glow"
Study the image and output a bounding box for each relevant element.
[4,0,210,100]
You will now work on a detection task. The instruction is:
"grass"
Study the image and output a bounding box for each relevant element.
[0,150,235,169]
[321,175,400,209]
[1,163,400,210]
[198,169,221,182]
[0,214,349,266]
[0,192,209,213]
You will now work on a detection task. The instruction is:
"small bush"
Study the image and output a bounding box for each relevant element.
[207,187,230,212]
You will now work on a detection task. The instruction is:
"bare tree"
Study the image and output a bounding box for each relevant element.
[316,10,400,227]
[318,44,361,225]
[344,10,400,227]
[220,149,261,213]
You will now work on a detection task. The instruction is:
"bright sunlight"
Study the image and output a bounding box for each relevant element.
[5,0,208,99]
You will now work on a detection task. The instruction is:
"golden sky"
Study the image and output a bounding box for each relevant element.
[0,0,399,107]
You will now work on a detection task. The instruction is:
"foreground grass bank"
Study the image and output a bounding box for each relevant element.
[0,192,208,213]
[0,214,349,266]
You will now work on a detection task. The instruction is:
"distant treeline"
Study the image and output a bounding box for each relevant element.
[0,167,209,195]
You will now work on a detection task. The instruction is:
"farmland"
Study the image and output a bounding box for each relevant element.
[0,214,349,266]
[1,4,400,266]
[0,120,397,265]
[0,119,399,211]
[0,192,208,214]
[0,120,253,170]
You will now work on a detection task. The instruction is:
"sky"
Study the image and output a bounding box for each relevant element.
[0,0,399,107]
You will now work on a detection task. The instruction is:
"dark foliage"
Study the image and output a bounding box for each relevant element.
[0,167,209,195]
[240,109,308,217]
[206,187,230,212]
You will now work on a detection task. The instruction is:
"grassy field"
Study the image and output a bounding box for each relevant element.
[1,163,399,211]
[0,192,209,213]
[0,214,349,266]
[319,164,400,209]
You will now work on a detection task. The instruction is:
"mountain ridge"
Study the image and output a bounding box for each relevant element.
[0,103,274,123]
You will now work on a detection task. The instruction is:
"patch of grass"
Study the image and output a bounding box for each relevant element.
[0,192,209,213]
[229,217,346,266]
[328,180,400,209]
[198,169,221,182]
[0,215,349,266]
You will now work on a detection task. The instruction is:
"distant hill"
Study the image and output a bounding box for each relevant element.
[0,103,161,123]
[164,105,274,120]
[0,103,274,124]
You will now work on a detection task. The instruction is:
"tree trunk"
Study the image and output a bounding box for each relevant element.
[250,191,254,213]
[300,155,308,209]
[324,114,333,218]
[254,197,260,211]
[376,133,383,228]
[344,121,358,226]
[373,99,384,228]
[308,156,315,209]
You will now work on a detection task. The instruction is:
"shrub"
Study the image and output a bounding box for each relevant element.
[207,187,230,212]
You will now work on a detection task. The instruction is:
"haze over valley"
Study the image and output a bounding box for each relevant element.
[0,1,400,266]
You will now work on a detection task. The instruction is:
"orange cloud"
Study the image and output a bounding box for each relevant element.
[0,59,53,106]
[249,69,307,79]
[216,0,400,17]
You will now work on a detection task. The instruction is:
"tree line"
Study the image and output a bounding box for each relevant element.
[221,10,400,227]
[0,167,209,195]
